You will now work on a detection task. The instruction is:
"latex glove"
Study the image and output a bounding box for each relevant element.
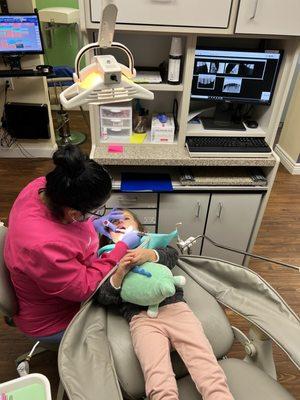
[93,208,124,238]
[121,231,141,249]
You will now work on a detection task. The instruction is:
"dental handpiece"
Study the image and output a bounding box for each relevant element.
[114,228,150,236]
[103,220,149,236]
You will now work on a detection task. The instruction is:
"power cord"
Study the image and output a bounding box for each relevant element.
[0,80,15,148]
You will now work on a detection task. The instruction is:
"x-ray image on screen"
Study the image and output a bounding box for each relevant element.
[210,62,225,74]
[223,77,242,93]
[225,63,239,75]
[197,74,216,90]
[191,48,283,105]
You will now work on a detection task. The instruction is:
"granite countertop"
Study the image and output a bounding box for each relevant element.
[93,144,277,167]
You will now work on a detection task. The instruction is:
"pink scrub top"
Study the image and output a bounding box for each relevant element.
[4,177,127,337]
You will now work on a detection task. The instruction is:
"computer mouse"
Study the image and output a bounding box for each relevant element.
[245,120,258,129]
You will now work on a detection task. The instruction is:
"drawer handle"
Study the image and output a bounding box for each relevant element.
[217,202,223,218]
[118,196,138,204]
[195,201,201,218]
[249,0,259,20]
[151,0,173,2]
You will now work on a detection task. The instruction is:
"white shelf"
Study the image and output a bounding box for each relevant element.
[187,122,267,137]
[139,83,184,92]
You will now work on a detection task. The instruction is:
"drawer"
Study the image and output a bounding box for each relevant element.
[103,127,131,137]
[90,0,233,28]
[100,106,132,119]
[144,225,156,234]
[106,193,158,209]
[101,118,132,129]
[106,208,157,226]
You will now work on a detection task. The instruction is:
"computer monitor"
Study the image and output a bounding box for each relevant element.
[0,14,44,55]
[191,48,283,130]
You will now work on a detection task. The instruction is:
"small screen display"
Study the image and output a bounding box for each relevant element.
[191,49,283,105]
[0,14,43,54]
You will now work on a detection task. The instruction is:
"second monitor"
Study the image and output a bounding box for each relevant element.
[191,48,283,130]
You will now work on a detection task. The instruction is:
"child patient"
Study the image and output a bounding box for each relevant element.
[96,209,233,400]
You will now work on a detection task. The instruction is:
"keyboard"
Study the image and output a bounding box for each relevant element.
[0,69,49,77]
[186,136,272,158]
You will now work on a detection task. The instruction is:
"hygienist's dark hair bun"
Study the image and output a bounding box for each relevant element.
[45,144,112,219]
[53,144,86,178]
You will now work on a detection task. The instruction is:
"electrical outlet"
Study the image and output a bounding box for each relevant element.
[1,78,14,91]
[5,78,14,91]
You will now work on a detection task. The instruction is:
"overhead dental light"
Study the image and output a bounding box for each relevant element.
[60,0,154,109]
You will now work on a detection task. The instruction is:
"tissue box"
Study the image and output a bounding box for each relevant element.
[151,114,175,143]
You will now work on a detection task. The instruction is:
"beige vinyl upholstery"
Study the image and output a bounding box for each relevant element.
[177,359,295,400]
[177,256,300,370]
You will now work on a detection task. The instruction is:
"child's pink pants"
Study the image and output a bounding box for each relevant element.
[129,302,233,400]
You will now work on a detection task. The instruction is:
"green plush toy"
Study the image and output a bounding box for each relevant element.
[99,229,186,318]
[120,262,186,318]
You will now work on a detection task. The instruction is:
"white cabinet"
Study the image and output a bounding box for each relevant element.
[90,0,233,28]
[158,193,210,255]
[236,0,300,36]
[202,193,262,264]
[157,192,262,264]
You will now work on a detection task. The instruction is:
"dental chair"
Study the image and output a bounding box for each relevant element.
[58,251,300,400]
[0,223,64,400]
[2,222,299,399]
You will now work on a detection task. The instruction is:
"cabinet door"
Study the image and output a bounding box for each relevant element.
[90,0,232,28]
[236,0,300,36]
[202,193,262,264]
[158,194,210,255]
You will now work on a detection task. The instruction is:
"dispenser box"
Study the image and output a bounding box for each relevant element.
[151,114,175,143]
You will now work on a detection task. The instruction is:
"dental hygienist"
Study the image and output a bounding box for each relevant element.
[4,145,140,343]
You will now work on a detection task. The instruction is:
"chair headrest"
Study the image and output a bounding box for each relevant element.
[0,224,18,317]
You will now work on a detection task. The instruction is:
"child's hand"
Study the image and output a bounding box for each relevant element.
[118,253,135,272]
[111,253,135,288]
[127,248,158,265]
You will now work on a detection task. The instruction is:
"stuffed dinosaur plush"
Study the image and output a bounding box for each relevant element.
[120,261,186,318]
[98,230,186,317]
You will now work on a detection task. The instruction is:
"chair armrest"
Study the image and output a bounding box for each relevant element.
[58,301,123,400]
[177,256,300,370]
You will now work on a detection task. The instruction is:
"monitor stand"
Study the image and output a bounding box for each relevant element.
[201,103,246,131]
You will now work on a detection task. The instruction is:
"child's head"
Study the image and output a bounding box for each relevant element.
[100,209,145,246]
[112,209,144,232]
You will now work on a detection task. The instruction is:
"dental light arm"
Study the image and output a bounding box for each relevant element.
[60,0,153,109]
[97,0,117,48]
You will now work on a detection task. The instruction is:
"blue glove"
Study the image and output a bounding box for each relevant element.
[92,208,124,238]
[121,231,141,249]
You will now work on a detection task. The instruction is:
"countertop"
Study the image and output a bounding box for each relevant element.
[92,144,277,167]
